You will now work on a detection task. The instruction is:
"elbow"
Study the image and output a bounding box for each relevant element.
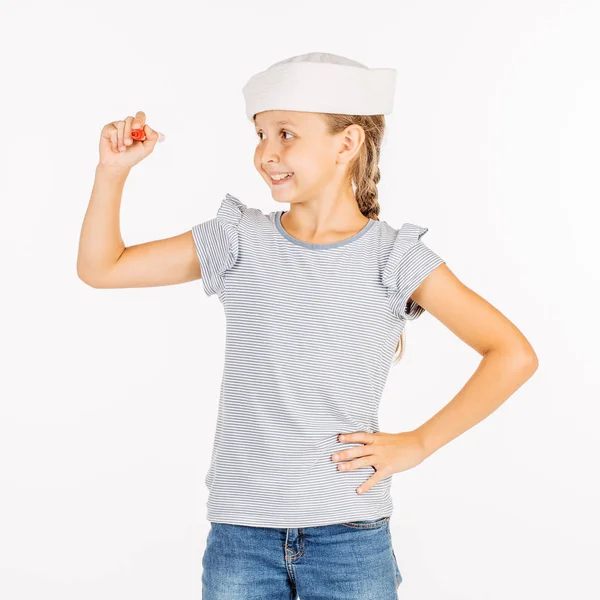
[518,350,539,378]
[515,352,539,391]
[512,345,540,379]
[484,341,539,377]
[528,349,539,373]
[77,264,100,288]
[78,271,98,288]
[516,337,539,374]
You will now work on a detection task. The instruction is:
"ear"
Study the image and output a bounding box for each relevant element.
[338,124,365,164]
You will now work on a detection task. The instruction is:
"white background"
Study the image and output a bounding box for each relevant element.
[1,1,598,598]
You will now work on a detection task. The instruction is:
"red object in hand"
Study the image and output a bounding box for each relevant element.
[130,128,145,141]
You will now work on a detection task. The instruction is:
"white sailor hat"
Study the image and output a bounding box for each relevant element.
[242,52,397,123]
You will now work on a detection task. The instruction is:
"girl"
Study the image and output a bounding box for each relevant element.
[77,52,538,599]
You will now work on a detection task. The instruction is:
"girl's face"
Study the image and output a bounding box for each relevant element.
[253,110,353,205]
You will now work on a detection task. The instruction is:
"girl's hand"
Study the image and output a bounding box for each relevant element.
[331,430,428,495]
[98,110,165,169]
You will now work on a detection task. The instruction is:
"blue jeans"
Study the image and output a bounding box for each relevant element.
[202,516,402,599]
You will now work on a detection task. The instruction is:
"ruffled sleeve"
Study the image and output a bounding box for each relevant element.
[191,193,246,298]
[382,223,445,320]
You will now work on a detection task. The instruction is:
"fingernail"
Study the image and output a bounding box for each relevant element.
[158,132,165,142]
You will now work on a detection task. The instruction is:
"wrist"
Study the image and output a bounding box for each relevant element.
[96,163,131,178]
[412,427,433,461]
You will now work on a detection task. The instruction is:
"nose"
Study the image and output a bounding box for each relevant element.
[258,137,281,165]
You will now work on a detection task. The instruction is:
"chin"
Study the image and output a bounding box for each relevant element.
[270,189,291,199]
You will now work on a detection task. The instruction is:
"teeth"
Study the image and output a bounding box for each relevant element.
[271,172,293,180]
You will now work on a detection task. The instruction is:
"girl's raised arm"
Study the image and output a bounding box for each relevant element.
[77,112,202,289]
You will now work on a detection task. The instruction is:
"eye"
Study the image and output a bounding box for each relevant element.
[256,130,294,141]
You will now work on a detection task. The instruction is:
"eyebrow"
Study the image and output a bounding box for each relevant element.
[255,120,296,128]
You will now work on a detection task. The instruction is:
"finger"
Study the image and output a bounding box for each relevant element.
[332,445,372,462]
[113,120,126,152]
[109,127,119,153]
[339,431,374,445]
[142,123,154,144]
[337,455,376,471]
[146,123,165,143]
[123,116,134,146]
[143,123,166,145]
[356,469,388,495]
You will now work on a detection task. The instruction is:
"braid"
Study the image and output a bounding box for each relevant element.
[356,139,381,221]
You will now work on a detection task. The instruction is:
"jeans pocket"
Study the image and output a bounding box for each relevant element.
[340,516,390,529]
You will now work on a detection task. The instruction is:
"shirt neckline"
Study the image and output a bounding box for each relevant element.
[274,211,375,250]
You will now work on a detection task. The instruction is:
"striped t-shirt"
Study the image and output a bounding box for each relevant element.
[191,193,445,528]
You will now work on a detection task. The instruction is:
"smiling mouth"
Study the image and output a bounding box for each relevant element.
[269,173,295,184]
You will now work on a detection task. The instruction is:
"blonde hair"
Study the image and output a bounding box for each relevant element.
[319,113,405,366]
